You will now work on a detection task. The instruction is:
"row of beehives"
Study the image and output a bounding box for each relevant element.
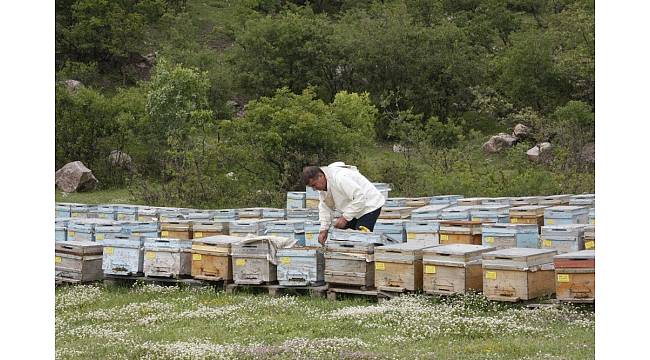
[54,228,594,302]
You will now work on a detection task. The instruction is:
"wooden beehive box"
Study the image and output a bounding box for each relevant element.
[143,238,192,278]
[482,248,557,301]
[158,208,186,222]
[160,220,192,240]
[470,205,511,224]
[374,243,435,292]
[303,221,322,247]
[114,204,138,221]
[56,203,72,218]
[231,238,277,284]
[379,207,414,219]
[539,194,572,206]
[286,191,307,209]
[373,219,406,242]
[122,221,159,239]
[137,207,159,222]
[286,208,318,221]
[191,220,228,239]
[509,205,548,227]
[93,222,124,243]
[325,240,376,287]
[541,224,586,254]
[55,241,103,283]
[510,196,540,206]
[429,195,464,205]
[456,198,488,206]
[569,194,595,207]
[92,205,116,220]
[404,197,432,208]
[191,235,242,281]
[439,221,483,245]
[544,206,589,226]
[481,197,512,206]
[67,218,115,242]
[262,208,286,220]
[329,228,394,245]
[583,225,595,250]
[277,247,325,286]
[70,204,91,219]
[554,250,595,302]
[265,220,306,246]
[305,199,320,209]
[404,220,441,247]
[213,209,239,221]
[422,244,495,295]
[588,208,595,225]
[481,223,540,250]
[385,197,407,207]
[410,204,451,220]
[229,219,271,238]
[102,235,144,276]
[441,206,475,221]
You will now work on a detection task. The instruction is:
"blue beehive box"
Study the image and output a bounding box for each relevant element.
[411,204,452,220]
[94,222,124,243]
[114,204,138,221]
[70,204,92,219]
[372,182,391,199]
[265,220,306,246]
[404,220,441,245]
[213,209,238,221]
[441,206,475,221]
[229,219,272,237]
[122,221,159,239]
[510,196,541,206]
[55,224,67,242]
[481,223,540,250]
[55,203,74,218]
[544,206,589,226]
[186,209,216,221]
[385,197,407,207]
[158,207,186,222]
[589,208,595,225]
[286,208,319,221]
[91,205,117,220]
[137,206,159,222]
[470,205,511,223]
[238,208,264,219]
[457,197,488,206]
[405,197,432,208]
[262,208,286,220]
[329,228,395,245]
[430,195,464,205]
[374,219,406,242]
[569,194,595,207]
[481,197,512,206]
[276,247,325,286]
[287,192,306,209]
[539,194,572,206]
[67,219,115,242]
[102,234,145,276]
[541,224,586,254]
[305,186,320,200]
[304,221,322,246]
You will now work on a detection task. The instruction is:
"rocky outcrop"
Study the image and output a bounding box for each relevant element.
[55,161,98,193]
[482,133,518,153]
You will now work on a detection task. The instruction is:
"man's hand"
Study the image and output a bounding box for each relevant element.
[334,217,348,229]
[318,230,329,246]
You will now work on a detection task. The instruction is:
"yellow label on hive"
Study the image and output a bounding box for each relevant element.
[235,259,246,266]
[306,233,314,240]
[485,271,497,280]
[96,234,105,240]
[375,262,385,271]
[145,252,156,260]
[543,240,553,248]
[194,232,203,238]
[138,216,146,221]
[547,219,555,225]
[471,217,479,222]
[281,257,291,265]
[511,218,518,223]
[485,236,495,244]
[585,241,595,249]
[132,232,140,236]
[424,265,436,274]
[55,256,62,264]
[440,234,449,241]
[68,231,76,237]
[104,247,113,255]
[193,254,202,261]
[590,219,595,225]
[118,214,126,220]
[557,274,570,283]
[407,233,416,240]
[161,231,169,237]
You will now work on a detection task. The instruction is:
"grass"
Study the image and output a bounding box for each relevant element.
[56,284,594,359]
[55,188,137,205]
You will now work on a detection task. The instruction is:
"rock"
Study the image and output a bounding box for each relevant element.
[108,150,133,170]
[527,142,553,162]
[581,142,595,163]
[392,144,408,153]
[513,123,531,139]
[55,161,98,193]
[482,133,518,153]
[526,145,540,161]
[539,142,552,152]
[64,80,83,92]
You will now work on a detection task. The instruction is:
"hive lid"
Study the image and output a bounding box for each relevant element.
[192,235,243,246]
[554,250,595,260]
[423,244,494,257]
[482,248,556,269]
[55,241,103,255]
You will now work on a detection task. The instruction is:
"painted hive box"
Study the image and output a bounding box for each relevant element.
[422,244,495,295]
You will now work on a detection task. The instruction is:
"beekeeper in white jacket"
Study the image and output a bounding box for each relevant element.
[301,162,385,245]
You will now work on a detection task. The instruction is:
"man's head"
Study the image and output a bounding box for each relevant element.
[302,166,327,191]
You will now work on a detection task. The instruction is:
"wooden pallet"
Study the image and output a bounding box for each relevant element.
[225,282,328,297]
[326,284,378,301]
[103,274,228,289]
[376,287,420,302]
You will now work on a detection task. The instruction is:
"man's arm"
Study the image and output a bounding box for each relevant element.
[318,194,334,245]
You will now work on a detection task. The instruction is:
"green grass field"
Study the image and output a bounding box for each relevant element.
[56,284,594,359]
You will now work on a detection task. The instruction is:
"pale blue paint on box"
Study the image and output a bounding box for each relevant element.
[287,192,306,209]
[544,206,589,225]
[276,248,324,286]
[262,208,286,219]
[102,235,145,275]
[441,206,475,221]
[213,209,238,221]
[481,223,539,249]
[373,220,406,242]
[429,195,464,205]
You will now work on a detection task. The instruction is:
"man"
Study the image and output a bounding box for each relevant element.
[302,163,385,246]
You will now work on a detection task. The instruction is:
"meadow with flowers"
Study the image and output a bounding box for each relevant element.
[56,283,594,359]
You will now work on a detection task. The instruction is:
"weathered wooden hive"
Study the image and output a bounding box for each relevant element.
[325,240,377,288]
[538,194,572,206]
[121,221,159,239]
[554,250,595,302]
[456,198,488,206]
[143,237,192,278]
[374,243,436,292]
[160,220,192,240]
[404,197,432,208]
[379,207,414,220]
[286,208,319,221]
[303,221,322,246]
[569,194,595,207]
[481,197,512,206]
[286,191,307,209]
[115,204,138,221]
[136,206,159,222]
[70,204,92,219]
[482,248,557,302]
[231,238,278,284]
[481,223,540,250]
[229,219,271,238]
[429,195,464,205]
[440,206,475,221]
[102,234,144,276]
[191,235,242,281]
[93,222,124,243]
[305,186,320,209]
[55,203,73,218]
[509,205,548,227]
[91,205,116,220]
[404,220,441,246]
[410,204,451,220]
[373,219,406,242]
[588,208,595,225]
[262,208,286,220]
[543,206,589,226]
[583,225,595,250]
[265,220,306,246]
[55,218,70,242]
[186,210,217,221]
[213,209,239,221]
[55,241,103,283]
[66,218,115,242]
[470,205,511,224]
[191,220,229,239]
[422,244,495,295]
[158,207,186,222]
[510,196,540,206]
[540,224,586,254]
[276,247,325,286]
[439,221,483,245]
[384,197,407,207]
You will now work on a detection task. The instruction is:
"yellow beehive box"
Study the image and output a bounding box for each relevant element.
[439,221,483,245]
[191,235,242,281]
[422,244,495,295]
[374,243,436,292]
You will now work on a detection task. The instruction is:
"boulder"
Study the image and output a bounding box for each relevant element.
[55,161,98,193]
[513,123,531,139]
[482,133,518,153]
[581,142,595,163]
[108,150,133,170]
[527,142,553,162]
[64,79,83,92]
[526,145,540,161]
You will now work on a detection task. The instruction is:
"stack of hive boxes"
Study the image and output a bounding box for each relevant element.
[422,244,495,295]
[229,219,271,238]
[286,191,306,209]
[470,205,510,223]
[375,243,436,293]
[277,246,325,286]
[544,206,589,225]
[265,220,306,245]
[324,229,389,288]
[441,205,474,221]
[191,235,242,282]
[439,221,483,245]
[481,223,539,250]
[540,224,586,254]
[56,241,104,283]
[102,234,144,276]
[554,250,595,302]
[231,238,278,285]
[143,237,192,278]
[305,186,320,209]
[509,205,547,227]
[160,220,192,240]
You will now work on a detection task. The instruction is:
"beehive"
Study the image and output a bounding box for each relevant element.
[143,238,192,278]
[372,182,391,199]
[191,235,242,281]
[509,205,548,227]
[538,194,572,206]
[93,222,124,243]
[588,208,595,225]
[231,238,277,284]
[554,250,595,302]
[439,221,483,245]
[303,221,322,246]
[422,244,495,295]
[260,208,285,220]
[404,220,441,246]
[213,209,239,221]
[329,228,393,245]
[186,210,216,221]
[160,220,192,240]
[137,207,159,222]
[229,219,271,238]
[191,220,228,239]
[470,205,510,223]
[277,247,325,286]
[55,224,67,242]
[102,235,144,276]
[384,197,407,207]
[55,241,103,283]
[441,206,475,221]
[55,203,72,218]
[481,223,540,250]
[429,195,464,205]
[115,204,138,221]
[287,192,307,209]
[238,208,265,220]
[481,197,512,206]
[265,220,306,245]
[482,248,557,302]
[158,208,187,222]
[122,221,159,239]
[410,204,451,220]
[70,204,92,219]
[305,186,320,209]
[325,240,376,287]
[92,205,116,220]
[456,198,488,206]
[541,224,586,254]
[286,208,319,221]
[67,219,115,242]
[375,243,435,292]
[379,207,414,220]
[569,194,595,207]
[583,225,595,250]
[404,197,432,208]
[371,219,404,242]
[510,196,540,206]
[543,206,589,226]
